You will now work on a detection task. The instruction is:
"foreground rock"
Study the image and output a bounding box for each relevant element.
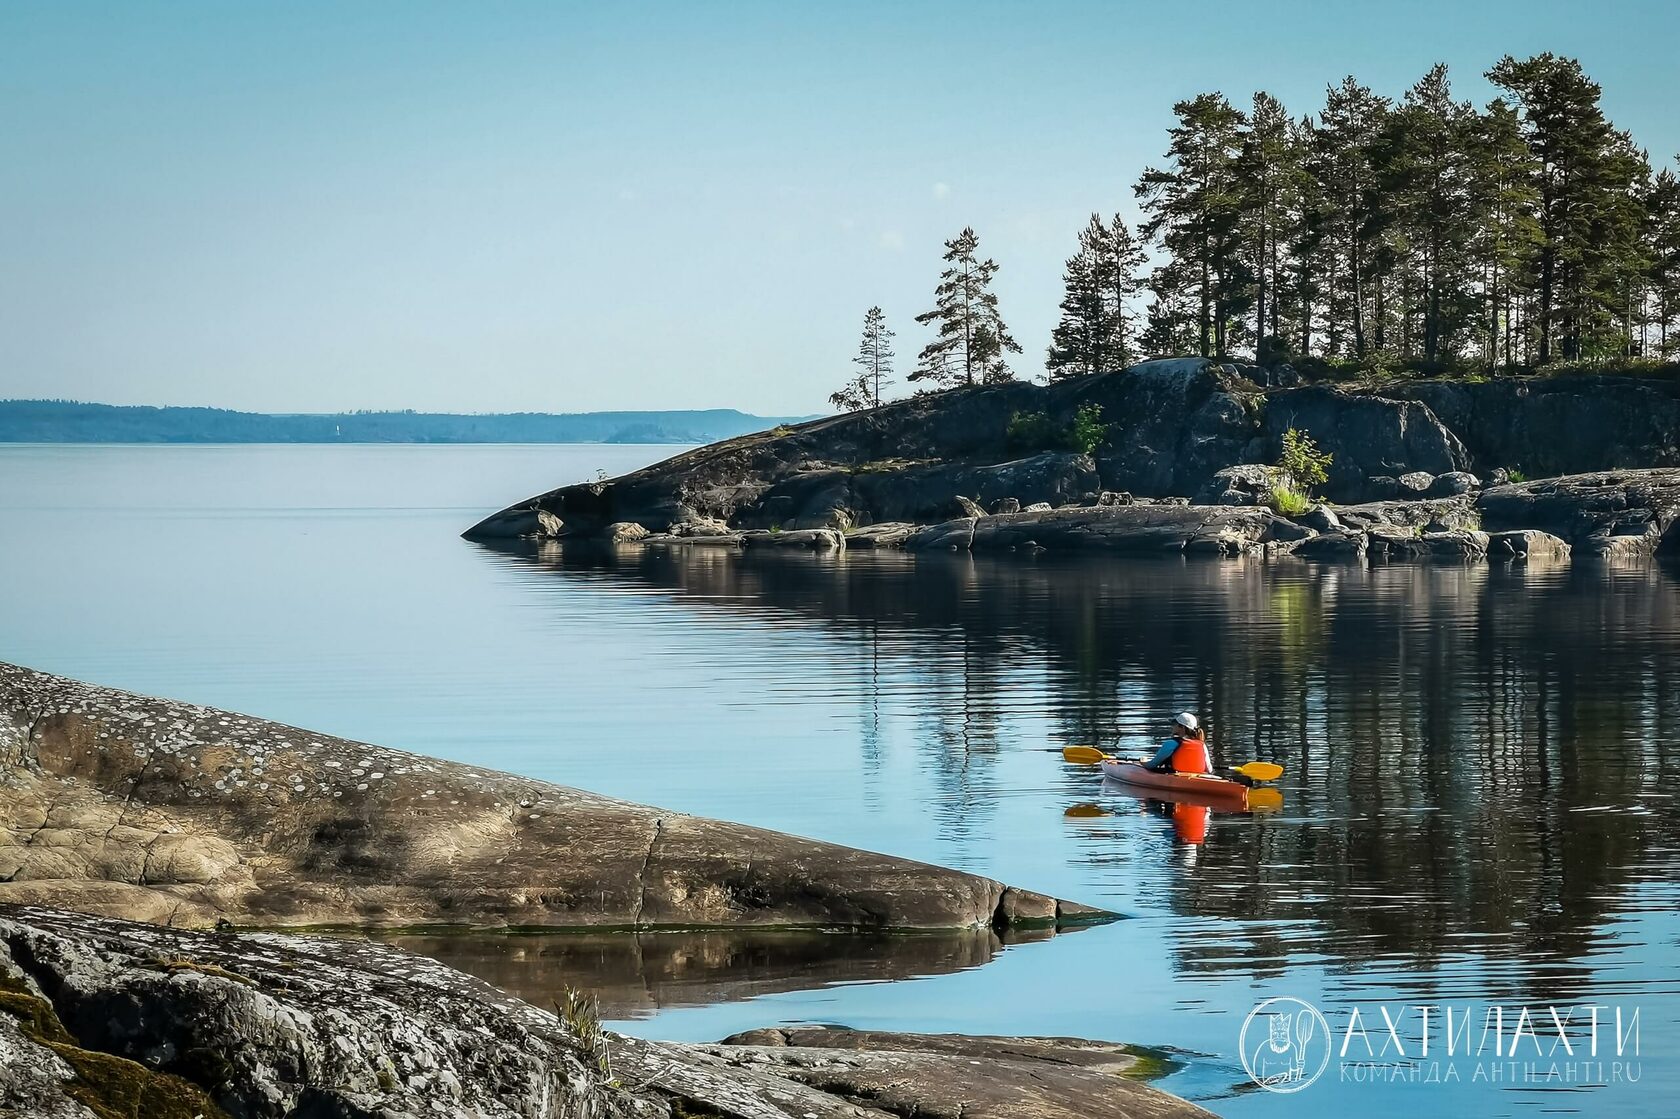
[0,663,1108,931]
[0,905,1208,1119]
[641,1027,1212,1119]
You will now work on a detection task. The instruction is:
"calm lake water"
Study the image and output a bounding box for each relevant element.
[3,443,1678,1117]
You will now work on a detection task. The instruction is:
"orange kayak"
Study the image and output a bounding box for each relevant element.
[1100,759,1250,808]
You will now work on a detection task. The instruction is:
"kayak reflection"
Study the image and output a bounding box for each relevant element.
[1096,775,1283,847]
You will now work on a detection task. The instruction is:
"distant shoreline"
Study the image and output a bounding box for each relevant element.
[0,399,815,445]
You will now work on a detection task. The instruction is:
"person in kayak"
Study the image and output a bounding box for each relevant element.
[1141,712,1211,775]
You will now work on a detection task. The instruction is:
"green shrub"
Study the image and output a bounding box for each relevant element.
[1268,485,1312,516]
[1006,410,1059,450]
[1505,468,1528,483]
[1277,427,1332,494]
[1006,403,1112,455]
[1065,403,1110,454]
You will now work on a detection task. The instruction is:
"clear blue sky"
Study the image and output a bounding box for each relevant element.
[2,1,1676,414]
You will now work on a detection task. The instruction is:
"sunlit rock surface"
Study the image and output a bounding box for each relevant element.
[0,662,1110,932]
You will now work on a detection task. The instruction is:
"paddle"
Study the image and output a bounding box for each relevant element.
[1060,745,1284,783]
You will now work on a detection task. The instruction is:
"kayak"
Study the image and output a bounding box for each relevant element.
[1100,759,1251,808]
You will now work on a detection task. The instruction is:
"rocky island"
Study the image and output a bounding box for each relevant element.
[465,359,1680,564]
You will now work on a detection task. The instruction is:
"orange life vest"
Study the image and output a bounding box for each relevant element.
[1171,735,1211,775]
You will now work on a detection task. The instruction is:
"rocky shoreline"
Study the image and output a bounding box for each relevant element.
[1,904,1207,1118]
[463,360,1680,566]
[0,662,1107,932]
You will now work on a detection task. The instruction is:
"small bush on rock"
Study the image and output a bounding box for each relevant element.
[1006,404,1111,455]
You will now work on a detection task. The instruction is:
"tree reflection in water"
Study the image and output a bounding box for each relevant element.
[486,540,1680,1002]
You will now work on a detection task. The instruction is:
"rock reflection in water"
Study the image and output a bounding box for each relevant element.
[377,926,1037,1020]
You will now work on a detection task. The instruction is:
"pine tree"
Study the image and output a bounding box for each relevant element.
[1241,92,1303,363]
[1311,77,1392,358]
[1647,164,1680,357]
[910,227,1021,388]
[1047,214,1145,377]
[1047,242,1103,378]
[1136,93,1252,358]
[1382,65,1482,365]
[1465,98,1543,369]
[854,306,894,405]
[1490,54,1649,362]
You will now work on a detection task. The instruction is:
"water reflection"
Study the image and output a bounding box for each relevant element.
[479,541,1680,1003]
[378,926,1043,1019]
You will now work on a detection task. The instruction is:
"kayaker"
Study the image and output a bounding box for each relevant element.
[1141,712,1211,775]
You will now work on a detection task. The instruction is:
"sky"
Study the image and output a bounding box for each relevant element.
[2,1,1678,415]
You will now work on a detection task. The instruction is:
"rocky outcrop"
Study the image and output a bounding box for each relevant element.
[0,904,634,1119]
[0,905,1207,1119]
[1246,384,1470,501]
[0,663,1109,932]
[1393,375,1680,478]
[1477,469,1680,559]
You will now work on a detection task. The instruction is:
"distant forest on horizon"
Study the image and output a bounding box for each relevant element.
[0,400,815,444]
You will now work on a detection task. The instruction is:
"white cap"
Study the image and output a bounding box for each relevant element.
[1173,711,1200,732]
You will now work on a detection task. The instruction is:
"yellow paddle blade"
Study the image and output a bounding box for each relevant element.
[1061,745,1110,764]
[1231,761,1284,782]
[1247,788,1284,811]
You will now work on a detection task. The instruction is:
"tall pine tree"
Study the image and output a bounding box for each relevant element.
[1490,53,1649,361]
[911,227,1020,387]
[1047,214,1145,377]
[1136,93,1252,359]
[830,306,895,411]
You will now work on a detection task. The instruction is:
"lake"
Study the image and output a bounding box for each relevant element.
[2,442,1676,1117]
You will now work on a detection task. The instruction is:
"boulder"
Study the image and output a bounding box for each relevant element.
[1022,501,1053,512]
[741,528,845,550]
[1193,464,1283,506]
[535,508,566,537]
[605,521,649,543]
[1367,526,1490,562]
[0,663,1110,932]
[1397,471,1436,495]
[1297,504,1342,532]
[844,522,917,549]
[669,517,733,538]
[1095,490,1133,506]
[1487,529,1572,562]
[991,497,1021,514]
[953,494,986,518]
[1293,528,1369,561]
[1428,470,1481,497]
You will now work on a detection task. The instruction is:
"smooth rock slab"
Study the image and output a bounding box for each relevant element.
[683,1027,1215,1119]
[0,663,1108,932]
[906,505,1285,555]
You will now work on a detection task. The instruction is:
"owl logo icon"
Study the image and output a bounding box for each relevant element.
[1239,997,1330,1093]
